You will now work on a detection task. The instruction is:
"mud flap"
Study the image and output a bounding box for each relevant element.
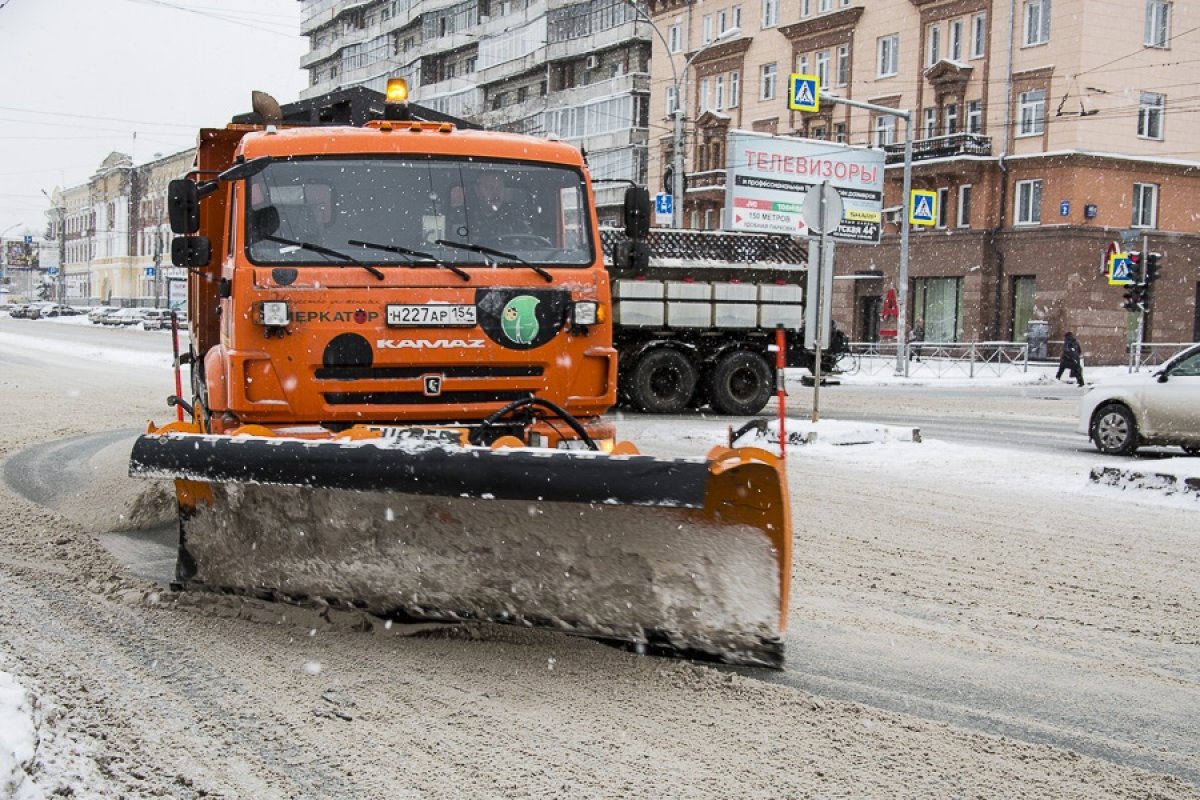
[131,433,790,667]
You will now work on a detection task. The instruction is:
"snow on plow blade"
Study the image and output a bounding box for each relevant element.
[129,433,791,667]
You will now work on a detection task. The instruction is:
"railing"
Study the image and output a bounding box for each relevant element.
[882,133,991,164]
[836,340,1029,378]
[1127,342,1197,371]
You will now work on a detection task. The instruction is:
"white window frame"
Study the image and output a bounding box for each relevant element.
[1132,183,1158,228]
[699,78,711,112]
[797,54,809,75]
[801,0,810,17]
[703,14,713,43]
[873,115,896,147]
[1015,179,1042,225]
[729,70,740,107]
[761,0,778,28]
[714,75,725,109]
[666,85,679,115]
[966,100,982,133]
[667,22,682,53]
[1138,92,1165,139]
[1024,0,1051,46]
[923,107,938,139]
[944,103,959,134]
[836,45,849,86]
[761,62,777,100]
[816,50,830,87]
[1144,1,1171,48]
[732,5,742,30]
[927,24,941,65]
[834,122,847,143]
[1017,89,1045,136]
[717,9,728,34]
[949,19,963,61]
[818,0,832,11]
[936,187,949,229]
[971,13,987,58]
[878,34,899,78]
[957,184,972,228]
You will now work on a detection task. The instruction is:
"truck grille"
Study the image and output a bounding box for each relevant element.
[316,365,544,380]
[323,390,534,406]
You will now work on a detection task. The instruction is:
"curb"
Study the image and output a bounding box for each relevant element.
[1089,466,1200,499]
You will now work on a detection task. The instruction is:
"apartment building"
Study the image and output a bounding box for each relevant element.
[299,0,652,220]
[646,0,1200,362]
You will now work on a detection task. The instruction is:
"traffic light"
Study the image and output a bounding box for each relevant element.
[1126,251,1143,284]
[1122,282,1144,312]
[1144,252,1161,284]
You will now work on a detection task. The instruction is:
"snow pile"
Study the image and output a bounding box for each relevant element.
[0,671,38,800]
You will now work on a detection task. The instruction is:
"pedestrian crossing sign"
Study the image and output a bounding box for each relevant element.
[788,73,820,112]
[1108,252,1134,285]
[909,190,937,226]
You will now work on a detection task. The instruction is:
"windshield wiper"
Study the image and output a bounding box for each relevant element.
[348,239,469,281]
[435,239,553,283]
[264,234,383,280]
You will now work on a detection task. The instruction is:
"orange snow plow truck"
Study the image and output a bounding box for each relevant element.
[129,82,791,667]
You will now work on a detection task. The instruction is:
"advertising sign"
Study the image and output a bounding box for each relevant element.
[724,130,885,243]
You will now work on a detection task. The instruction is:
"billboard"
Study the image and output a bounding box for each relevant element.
[3,240,39,268]
[724,131,885,243]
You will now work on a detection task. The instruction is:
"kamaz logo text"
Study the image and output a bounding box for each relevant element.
[377,339,487,349]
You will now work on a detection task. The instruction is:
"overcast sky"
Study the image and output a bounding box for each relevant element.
[0,0,308,238]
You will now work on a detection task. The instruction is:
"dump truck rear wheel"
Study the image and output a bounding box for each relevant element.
[630,348,697,413]
[709,350,772,416]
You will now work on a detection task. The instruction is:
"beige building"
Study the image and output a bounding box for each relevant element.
[646,0,1200,361]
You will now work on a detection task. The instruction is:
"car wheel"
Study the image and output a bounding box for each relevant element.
[708,350,773,416]
[629,348,698,414]
[1092,403,1139,456]
[1183,446,1200,457]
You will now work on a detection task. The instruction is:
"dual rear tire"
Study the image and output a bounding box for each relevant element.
[626,348,773,416]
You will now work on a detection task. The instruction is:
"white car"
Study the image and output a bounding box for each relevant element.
[1078,343,1200,456]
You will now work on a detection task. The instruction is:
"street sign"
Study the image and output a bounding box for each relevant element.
[909,190,937,226]
[788,73,820,112]
[799,182,844,235]
[47,267,58,277]
[724,130,885,242]
[1108,252,1134,285]
[145,266,156,277]
[23,234,32,245]
[1059,200,1070,217]
[654,192,673,226]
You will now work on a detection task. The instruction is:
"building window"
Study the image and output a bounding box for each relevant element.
[912,277,964,343]
[927,24,941,65]
[971,13,987,58]
[818,0,832,11]
[668,22,682,53]
[966,100,982,133]
[936,187,949,228]
[949,19,963,61]
[836,45,849,86]
[699,78,711,111]
[944,103,958,134]
[729,70,740,107]
[797,54,808,75]
[1024,0,1051,46]
[801,0,810,16]
[761,63,777,100]
[816,50,830,86]
[761,0,778,28]
[1015,179,1042,225]
[1018,89,1045,136]
[1132,183,1158,228]
[957,184,972,228]
[873,115,896,146]
[923,107,938,139]
[714,75,725,109]
[703,14,713,43]
[878,34,899,77]
[1012,276,1036,341]
[1138,92,1165,139]
[666,85,679,115]
[834,122,847,142]
[1145,1,1171,48]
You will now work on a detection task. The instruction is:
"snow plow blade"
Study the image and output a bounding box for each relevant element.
[129,431,791,667]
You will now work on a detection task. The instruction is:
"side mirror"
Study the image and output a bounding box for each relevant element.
[168,179,200,234]
[1157,371,1169,383]
[623,186,651,239]
[171,235,211,268]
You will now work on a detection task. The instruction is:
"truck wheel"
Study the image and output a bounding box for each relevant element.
[708,350,772,416]
[1092,403,1139,456]
[630,349,697,414]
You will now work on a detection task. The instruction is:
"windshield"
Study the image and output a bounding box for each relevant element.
[244,157,594,268]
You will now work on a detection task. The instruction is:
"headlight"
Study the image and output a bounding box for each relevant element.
[573,301,599,326]
[258,301,290,327]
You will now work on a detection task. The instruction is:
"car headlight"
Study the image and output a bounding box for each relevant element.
[572,300,600,326]
[257,301,290,327]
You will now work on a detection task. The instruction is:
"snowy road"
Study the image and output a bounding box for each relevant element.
[1,315,1197,798]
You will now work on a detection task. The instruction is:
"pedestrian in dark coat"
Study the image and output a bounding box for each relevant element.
[1057,331,1084,386]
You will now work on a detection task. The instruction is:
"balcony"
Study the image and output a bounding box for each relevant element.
[883,133,991,164]
[476,48,548,87]
[545,73,650,109]
[546,19,648,62]
[686,169,726,193]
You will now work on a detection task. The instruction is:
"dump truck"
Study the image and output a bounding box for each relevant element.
[604,228,847,415]
[128,82,792,667]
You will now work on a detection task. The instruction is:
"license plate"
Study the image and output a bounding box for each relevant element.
[387,304,476,326]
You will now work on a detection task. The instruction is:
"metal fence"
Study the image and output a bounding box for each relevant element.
[1127,342,1197,371]
[835,341,1031,378]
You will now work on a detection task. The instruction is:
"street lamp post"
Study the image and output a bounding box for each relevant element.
[627,0,736,228]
